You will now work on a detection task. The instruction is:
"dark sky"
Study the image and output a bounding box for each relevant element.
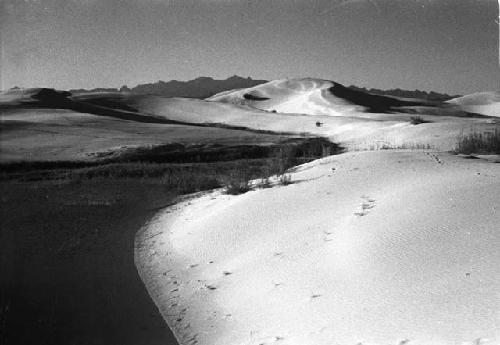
[1,0,498,94]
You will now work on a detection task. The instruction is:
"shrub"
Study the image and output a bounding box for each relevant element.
[258,177,272,188]
[221,166,251,195]
[223,178,250,195]
[409,116,427,125]
[455,129,500,154]
[278,174,292,185]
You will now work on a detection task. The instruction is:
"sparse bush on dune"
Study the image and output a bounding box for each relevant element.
[409,115,428,125]
[221,168,251,195]
[455,128,500,154]
[258,177,272,188]
[369,141,434,151]
[278,174,292,185]
[270,145,295,177]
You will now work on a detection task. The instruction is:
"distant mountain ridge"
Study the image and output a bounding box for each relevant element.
[348,85,461,102]
[68,75,460,102]
[70,76,268,99]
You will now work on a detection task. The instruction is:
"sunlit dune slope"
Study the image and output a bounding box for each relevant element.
[208,78,428,115]
[136,96,498,151]
[1,87,498,160]
[0,90,291,162]
[137,150,500,345]
[447,92,500,117]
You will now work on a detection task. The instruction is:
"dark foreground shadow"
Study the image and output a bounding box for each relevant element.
[0,181,179,345]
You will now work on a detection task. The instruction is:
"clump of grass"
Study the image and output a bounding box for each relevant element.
[278,174,292,185]
[455,129,500,154]
[222,169,251,195]
[258,177,272,188]
[371,141,434,150]
[220,138,340,194]
[409,116,428,125]
[1,137,342,196]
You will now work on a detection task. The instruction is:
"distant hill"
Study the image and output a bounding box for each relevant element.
[70,76,268,99]
[447,91,500,117]
[68,76,460,102]
[209,78,431,115]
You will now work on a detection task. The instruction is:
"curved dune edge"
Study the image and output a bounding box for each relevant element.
[208,78,366,116]
[136,151,500,345]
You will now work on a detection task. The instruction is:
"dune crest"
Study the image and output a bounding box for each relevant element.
[208,78,430,116]
[447,92,500,117]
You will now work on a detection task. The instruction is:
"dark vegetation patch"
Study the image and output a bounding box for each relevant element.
[1,138,342,180]
[0,136,341,344]
[329,83,426,113]
[409,116,429,125]
[243,93,270,101]
[454,128,500,154]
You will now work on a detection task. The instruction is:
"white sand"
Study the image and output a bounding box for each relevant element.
[447,92,500,118]
[0,108,285,162]
[137,96,498,151]
[208,78,365,115]
[136,151,500,345]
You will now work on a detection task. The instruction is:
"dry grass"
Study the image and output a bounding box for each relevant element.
[1,137,342,196]
[455,128,500,154]
[366,141,435,151]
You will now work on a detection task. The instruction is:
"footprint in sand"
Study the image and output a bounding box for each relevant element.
[425,152,444,165]
[323,230,334,242]
[354,196,376,216]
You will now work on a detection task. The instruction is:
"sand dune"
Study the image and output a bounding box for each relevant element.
[136,96,497,151]
[136,151,500,345]
[447,92,500,117]
[3,85,499,345]
[0,90,290,161]
[208,78,364,115]
[207,78,434,115]
[2,87,496,159]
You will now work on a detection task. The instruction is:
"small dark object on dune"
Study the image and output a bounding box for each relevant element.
[243,93,270,101]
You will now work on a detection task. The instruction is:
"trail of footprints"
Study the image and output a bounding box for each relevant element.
[425,152,444,165]
[354,195,376,217]
[168,194,380,344]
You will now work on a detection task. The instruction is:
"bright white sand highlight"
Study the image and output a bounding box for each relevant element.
[136,151,500,345]
[448,92,500,117]
[137,96,498,151]
[208,78,365,116]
